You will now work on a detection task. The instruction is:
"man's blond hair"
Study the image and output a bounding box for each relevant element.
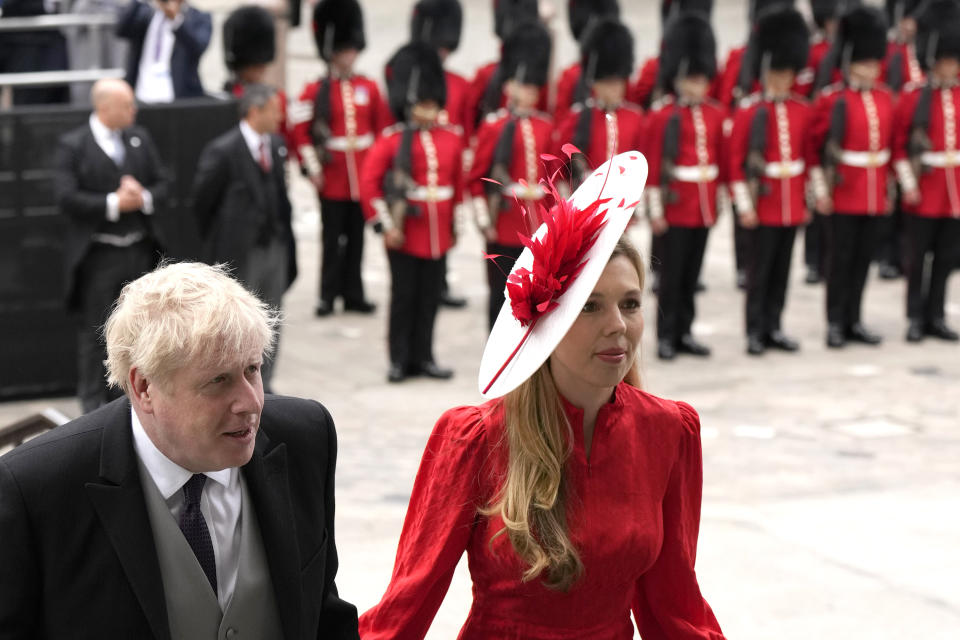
[104,262,280,394]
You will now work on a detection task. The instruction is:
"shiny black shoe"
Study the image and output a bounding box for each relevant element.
[419,361,454,379]
[847,323,882,345]
[387,363,406,383]
[344,299,377,314]
[746,334,766,356]
[805,267,822,284]
[906,320,925,343]
[926,319,960,341]
[827,323,846,348]
[766,330,800,352]
[878,262,902,280]
[657,340,677,360]
[678,334,711,356]
[440,293,468,309]
[314,299,334,317]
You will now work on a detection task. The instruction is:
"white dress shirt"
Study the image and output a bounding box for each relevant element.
[130,407,242,611]
[88,114,154,228]
[239,119,271,170]
[135,8,184,103]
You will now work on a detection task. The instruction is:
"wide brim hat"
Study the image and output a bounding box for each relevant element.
[479,151,649,399]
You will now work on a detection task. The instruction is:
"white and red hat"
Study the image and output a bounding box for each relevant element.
[479,150,648,399]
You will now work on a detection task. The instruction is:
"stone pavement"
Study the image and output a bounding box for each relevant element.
[3,1,959,637]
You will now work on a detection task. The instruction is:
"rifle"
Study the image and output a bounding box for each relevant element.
[570,104,593,187]
[382,125,420,234]
[822,94,847,191]
[907,82,934,178]
[310,76,333,165]
[660,106,681,204]
[485,116,516,230]
[745,104,769,205]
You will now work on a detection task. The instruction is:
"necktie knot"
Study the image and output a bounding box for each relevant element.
[182,474,206,506]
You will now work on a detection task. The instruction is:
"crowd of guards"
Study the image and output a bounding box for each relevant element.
[222,0,960,383]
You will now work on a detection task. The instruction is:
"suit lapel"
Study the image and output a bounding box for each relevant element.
[236,129,268,209]
[84,126,122,175]
[84,400,171,640]
[242,430,301,640]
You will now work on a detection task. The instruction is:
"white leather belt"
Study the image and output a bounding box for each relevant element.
[91,232,146,247]
[838,149,890,168]
[920,150,960,168]
[763,159,806,178]
[672,164,719,182]
[503,182,547,200]
[405,185,455,202]
[324,132,374,152]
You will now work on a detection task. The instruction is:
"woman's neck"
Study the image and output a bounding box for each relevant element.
[552,373,616,458]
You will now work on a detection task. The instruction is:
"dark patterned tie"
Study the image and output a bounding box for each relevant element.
[179,474,217,595]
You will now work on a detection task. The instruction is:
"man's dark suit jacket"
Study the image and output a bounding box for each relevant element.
[191,125,298,290]
[116,0,212,99]
[0,395,360,640]
[53,121,169,309]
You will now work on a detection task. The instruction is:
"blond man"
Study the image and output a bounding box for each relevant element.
[0,262,359,639]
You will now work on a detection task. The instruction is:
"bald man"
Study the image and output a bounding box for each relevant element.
[54,78,169,413]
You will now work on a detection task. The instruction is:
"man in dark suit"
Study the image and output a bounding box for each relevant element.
[0,261,360,639]
[55,77,168,414]
[116,0,212,102]
[191,84,297,391]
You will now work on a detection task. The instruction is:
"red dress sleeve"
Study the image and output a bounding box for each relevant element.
[631,401,726,640]
[359,406,492,640]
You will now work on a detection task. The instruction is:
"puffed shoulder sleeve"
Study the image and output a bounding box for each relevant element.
[631,401,726,639]
[359,405,492,640]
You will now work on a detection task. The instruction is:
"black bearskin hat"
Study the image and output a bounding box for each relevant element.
[493,0,539,40]
[567,0,619,42]
[411,0,463,53]
[811,0,853,30]
[915,0,960,70]
[748,0,794,22]
[580,17,634,81]
[385,42,447,120]
[313,0,365,62]
[223,5,275,71]
[885,0,924,25]
[837,5,888,64]
[661,0,713,24]
[659,12,717,86]
[501,19,552,87]
[755,5,810,73]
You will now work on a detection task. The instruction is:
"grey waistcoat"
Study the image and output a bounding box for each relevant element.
[138,463,285,640]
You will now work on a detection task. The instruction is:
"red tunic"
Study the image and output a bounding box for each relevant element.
[441,69,470,137]
[727,94,813,226]
[468,109,556,246]
[291,75,392,201]
[713,46,747,108]
[359,384,726,640]
[464,61,551,142]
[556,102,646,171]
[629,56,660,108]
[882,41,925,92]
[360,124,464,259]
[892,84,960,218]
[810,83,895,215]
[554,61,584,127]
[644,97,727,227]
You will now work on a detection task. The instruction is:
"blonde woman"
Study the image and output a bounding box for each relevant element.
[360,153,726,639]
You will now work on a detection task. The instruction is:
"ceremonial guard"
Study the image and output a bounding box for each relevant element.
[883,0,926,92]
[556,17,644,191]
[292,0,390,317]
[809,5,894,348]
[644,12,726,360]
[468,19,555,330]
[892,0,960,343]
[361,43,464,383]
[552,0,620,128]
[728,6,812,355]
[410,0,469,308]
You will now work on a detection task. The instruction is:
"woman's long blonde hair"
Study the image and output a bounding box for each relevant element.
[483,236,645,591]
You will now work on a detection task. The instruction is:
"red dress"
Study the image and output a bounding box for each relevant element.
[359,384,726,640]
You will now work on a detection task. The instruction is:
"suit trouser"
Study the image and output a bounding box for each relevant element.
[733,205,751,274]
[485,242,525,331]
[746,225,797,337]
[77,240,155,414]
[875,191,906,268]
[657,226,710,345]
[387,250,443,369]
[905,214,960,322]
[319,198,366,306]
[826,214,881,327]
[238,236,288,392]
[804,211,829,274]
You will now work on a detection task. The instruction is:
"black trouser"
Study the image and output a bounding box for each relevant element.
[733,205,751,275]
[387,250,444,370]
[804,211,829,274]
[440,253,451,298]
[905,215,960,322]
[649,233,664,277]
[745,225,797,337]
[875,189,906,269]
[485,242,525,331]
[319,198,366,306]
[657,226,709,345]
[76,240,156,414]
[826,214,881,327]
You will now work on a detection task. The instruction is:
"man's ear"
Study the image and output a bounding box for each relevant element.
[129,367,154,413]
